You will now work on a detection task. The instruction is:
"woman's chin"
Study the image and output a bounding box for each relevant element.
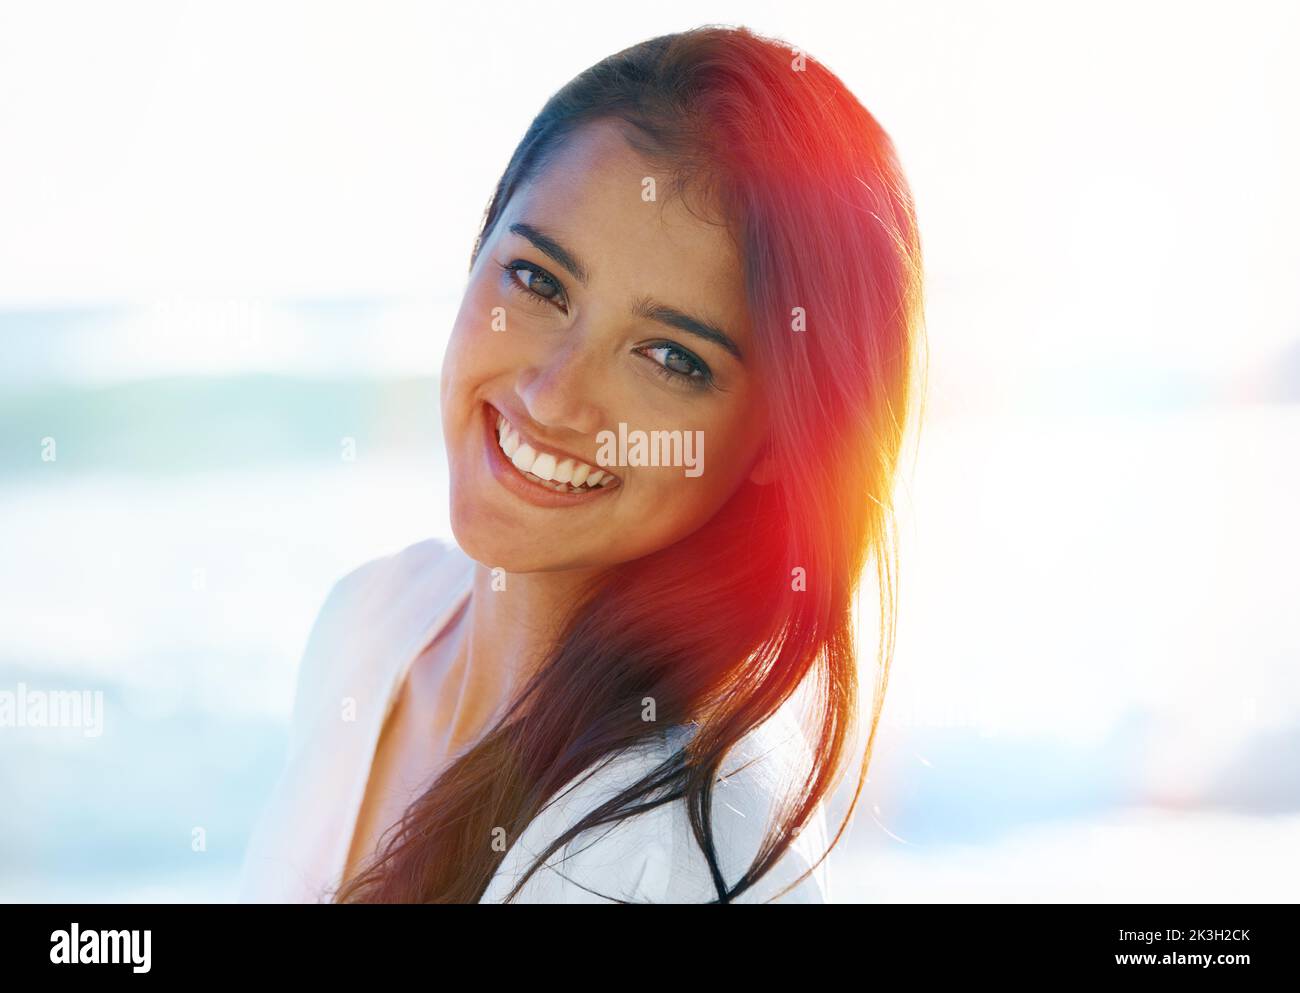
[448,513,573,575]
[463,545,591,577]
[457,512,636,577]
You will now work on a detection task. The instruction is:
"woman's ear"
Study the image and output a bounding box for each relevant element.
[748,450,778,486]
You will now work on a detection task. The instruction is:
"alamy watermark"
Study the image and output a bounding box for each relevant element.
[595,422,704,477]
[0,682,104,737]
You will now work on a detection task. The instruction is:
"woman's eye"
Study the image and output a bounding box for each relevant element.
[498,260,566,309]
[640,344,714,390]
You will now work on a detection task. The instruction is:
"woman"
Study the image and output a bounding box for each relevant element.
[238,23,924,904]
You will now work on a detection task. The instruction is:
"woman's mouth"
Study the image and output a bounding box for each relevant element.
[482,403,621,506]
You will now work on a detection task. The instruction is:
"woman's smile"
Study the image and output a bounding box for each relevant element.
[481,401,621,508]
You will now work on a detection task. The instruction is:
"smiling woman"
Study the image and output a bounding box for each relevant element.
[238,23,925,904]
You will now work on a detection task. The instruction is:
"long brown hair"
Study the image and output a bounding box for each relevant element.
[333,23,925,903]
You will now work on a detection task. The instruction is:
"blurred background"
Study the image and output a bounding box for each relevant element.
[1,0,1296,901]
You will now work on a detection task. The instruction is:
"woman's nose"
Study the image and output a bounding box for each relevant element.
[514,338,606,437]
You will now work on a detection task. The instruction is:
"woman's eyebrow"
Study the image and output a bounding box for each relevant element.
[509,222,589,286]
[630,296,744,362]
[509,220,744,364]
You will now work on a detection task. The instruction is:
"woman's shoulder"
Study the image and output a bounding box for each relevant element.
[312,536,473,623]
[237,539,474,902]
[295,536,472,671]
[481,711,833,904]
[286,537,474,753]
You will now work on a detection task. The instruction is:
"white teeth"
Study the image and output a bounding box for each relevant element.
[493,408,617,491]
[511,444,537,473]
[501,429,519,458]
[530,452,557,481]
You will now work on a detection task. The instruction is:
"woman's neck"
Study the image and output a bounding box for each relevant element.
[457,560,603,712]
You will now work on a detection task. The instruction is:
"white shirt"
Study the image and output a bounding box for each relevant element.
[236,537,832,903]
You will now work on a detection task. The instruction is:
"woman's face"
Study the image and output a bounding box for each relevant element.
[441,119,770,574]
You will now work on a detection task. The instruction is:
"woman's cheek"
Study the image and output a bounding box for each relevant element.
[445,315,498,399]
[636,468,721,534]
